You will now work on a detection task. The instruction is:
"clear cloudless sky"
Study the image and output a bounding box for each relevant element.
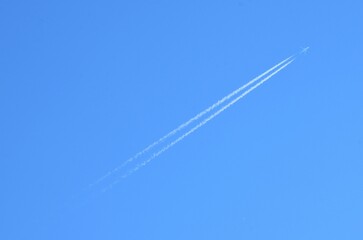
[1,1,362,239]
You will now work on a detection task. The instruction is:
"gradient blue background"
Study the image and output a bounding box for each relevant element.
[1,1,362,239]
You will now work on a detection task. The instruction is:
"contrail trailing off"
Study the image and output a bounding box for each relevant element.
[91,54,296,188]
[106,57,295,189]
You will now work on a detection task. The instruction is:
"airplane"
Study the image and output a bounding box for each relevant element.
[301,46,310,54]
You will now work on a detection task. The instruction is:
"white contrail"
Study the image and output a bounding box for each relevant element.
[107,58,295,188]
[91,55,295,187]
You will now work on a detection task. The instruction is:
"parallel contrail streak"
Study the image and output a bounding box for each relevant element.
[91,55,295,187]
[110,58,295,185]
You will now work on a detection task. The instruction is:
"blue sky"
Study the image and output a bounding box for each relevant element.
[1,1,362,239]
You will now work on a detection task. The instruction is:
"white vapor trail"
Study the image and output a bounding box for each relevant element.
[91,54,295,187]
[107,57,295,187]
